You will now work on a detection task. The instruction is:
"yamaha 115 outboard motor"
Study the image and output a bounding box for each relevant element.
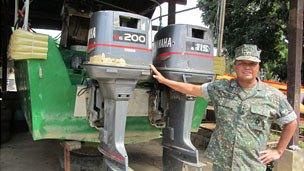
[153,24,215,171]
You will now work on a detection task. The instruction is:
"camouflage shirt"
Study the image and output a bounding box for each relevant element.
[201,79,297,171]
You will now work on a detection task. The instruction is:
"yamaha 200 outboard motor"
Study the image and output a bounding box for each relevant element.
[153,24,214,171]
[84,11,152,171]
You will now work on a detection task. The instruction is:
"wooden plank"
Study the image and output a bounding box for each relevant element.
[287,0,303,146]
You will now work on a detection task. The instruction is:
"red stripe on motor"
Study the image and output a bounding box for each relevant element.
[184,52,213,59]
[159,52,182,57]
[157,51,213,60]
[87,43,152,52]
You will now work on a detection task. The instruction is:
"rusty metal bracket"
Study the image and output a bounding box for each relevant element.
[61,141,81,171]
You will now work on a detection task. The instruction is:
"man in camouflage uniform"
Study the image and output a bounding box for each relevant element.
[150,44,298,170]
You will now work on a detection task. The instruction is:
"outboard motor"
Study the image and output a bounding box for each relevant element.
[84,10,152,171]
[153,24,214,171]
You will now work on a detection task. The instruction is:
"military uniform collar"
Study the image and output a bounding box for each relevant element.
[256,78,262,91]
[230,78,261,90]
[229,79,239,95]
[230,78,238,88]
[229,78,262,100]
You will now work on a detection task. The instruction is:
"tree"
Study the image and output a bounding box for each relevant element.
[198,0,292,82]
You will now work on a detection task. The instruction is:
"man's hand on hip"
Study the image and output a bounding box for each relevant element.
[258,149,282,165]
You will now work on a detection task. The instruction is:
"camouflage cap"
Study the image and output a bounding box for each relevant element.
[234,44,261,62]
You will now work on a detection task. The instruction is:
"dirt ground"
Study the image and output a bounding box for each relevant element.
[0,132,212,171]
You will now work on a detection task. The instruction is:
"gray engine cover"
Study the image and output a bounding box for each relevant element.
[153,24,214,84]
[88,10,152,67]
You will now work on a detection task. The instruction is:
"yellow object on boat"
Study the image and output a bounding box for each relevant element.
[8,29,48,60]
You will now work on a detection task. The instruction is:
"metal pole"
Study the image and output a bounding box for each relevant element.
[168,1,176,25]
[23,0,29,30]
[152,6,199,22]
[217,0,226,57]
[149,0,162,28]
[287,0,303,147]
[14,0,18,25]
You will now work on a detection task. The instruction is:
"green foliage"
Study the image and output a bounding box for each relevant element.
[268,132,280,142]
[300,114,304,148]
[198,0,290,81]
[300,124,304,135]
[299,141,304,149]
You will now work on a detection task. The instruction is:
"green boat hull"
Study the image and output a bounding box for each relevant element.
[14,38,208,143]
